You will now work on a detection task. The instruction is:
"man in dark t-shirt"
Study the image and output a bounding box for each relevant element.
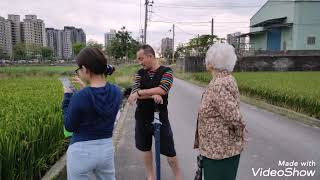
[128,45,182,180]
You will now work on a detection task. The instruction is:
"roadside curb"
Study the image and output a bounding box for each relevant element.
[41,154,67,180]
[41,101,131,180]
[113,101,131,152]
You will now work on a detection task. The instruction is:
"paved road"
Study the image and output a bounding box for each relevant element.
[116,78,320,180]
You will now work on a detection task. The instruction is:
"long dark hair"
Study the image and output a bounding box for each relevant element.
[75,47,115,76]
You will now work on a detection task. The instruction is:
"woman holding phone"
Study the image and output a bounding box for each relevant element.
[62,47,121,180]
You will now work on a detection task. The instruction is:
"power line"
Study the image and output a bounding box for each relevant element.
[174,25,196,36]
[155,1,298,7]
[150,20,249,27]
[152,12,249,24]
[150,20,210,24]
[151,12,209,24]
[155,3,261,8]
[155,5,259,10]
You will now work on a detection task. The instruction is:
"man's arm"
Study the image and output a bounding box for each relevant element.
[130,72,153,99]
[138,87,166,97]
[138,68,174,97]
[128,68,173,104]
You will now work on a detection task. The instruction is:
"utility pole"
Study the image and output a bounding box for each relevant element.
[211,18,214,44]
[172,24,175,64]
[143,0,148,44]
[140,29,144,44]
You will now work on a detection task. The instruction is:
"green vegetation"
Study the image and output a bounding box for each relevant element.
[0,76,67,179]
[72,43,86,56]
[0,66,75,76]
[105,26,141,61]
[86,40,104,51]
[176,71,320,119]
[0,64,139,179]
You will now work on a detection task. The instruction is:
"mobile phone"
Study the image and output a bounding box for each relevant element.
[58,76,77,93]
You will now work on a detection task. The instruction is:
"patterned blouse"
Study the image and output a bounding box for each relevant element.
[194,70,247,160]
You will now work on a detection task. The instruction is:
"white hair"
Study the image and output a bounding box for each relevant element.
[205,43,237,72]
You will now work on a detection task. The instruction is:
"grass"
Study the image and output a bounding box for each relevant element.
[0,77,68,179]
[0,66,76,76]
[0,64,139,179]
[175,71,320,119]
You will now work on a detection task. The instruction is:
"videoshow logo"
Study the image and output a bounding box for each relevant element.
[252,160,317,177]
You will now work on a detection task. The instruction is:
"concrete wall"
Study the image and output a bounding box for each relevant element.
[177,53,320,72]
[235,55,320,71]
[176,56,205,72]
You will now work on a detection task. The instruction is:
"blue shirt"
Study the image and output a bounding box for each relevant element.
[62,83,122,144]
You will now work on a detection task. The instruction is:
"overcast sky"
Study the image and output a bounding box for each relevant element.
[0,0,268,51]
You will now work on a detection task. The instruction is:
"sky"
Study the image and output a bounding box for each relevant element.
[0,0,268,52]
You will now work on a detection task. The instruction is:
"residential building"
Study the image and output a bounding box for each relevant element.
[161,37,173,56]
[62,26,86,59]
[104,29,116,48]
[56,30,64,59]
[0,16,12,57]
[8,14,21,46]
[63,28,72,59]
[22,15,46,47]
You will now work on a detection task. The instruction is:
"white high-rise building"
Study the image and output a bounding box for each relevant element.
[46,28,55,50]
[63,29,72,59]
[1,14,86,60]
[104,29,116,48]
[8,14,21,46]
[46,28,67,59]
[76,28,86,44]
[0,16,7,55]
[0,16,13,57]
[46,26,86,59]
[62,26,86,59]
[22,15,46,47]
[56,30,64,59]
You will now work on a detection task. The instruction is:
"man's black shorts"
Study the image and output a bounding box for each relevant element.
[134,108,176,157]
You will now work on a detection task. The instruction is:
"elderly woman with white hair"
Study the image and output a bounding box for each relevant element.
[194,43,247,180]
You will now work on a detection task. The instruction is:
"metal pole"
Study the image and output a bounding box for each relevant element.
[153,106,162,180]
[172,24,175,64]
[211,18,214,44]
[143,0,148,44]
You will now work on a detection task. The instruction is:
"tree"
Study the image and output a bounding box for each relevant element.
[127,38,140,60]
[174,44,186,58]
[26,44,41,60]
[87,40,103,51]
[163,49,173,59]
[41,47,54,59]
[174,35,219,58]
[72,43,86,56]
[0,49,7,59]
[13,43,26,60]
[188,34,218,53]
[106,26,141,61]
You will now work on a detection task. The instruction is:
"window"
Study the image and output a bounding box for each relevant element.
[307,37,316,45]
